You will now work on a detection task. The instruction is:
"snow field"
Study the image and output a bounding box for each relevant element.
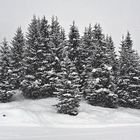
[0,93,140,127]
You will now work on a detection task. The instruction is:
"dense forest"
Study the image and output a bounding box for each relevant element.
[0,15,140,116]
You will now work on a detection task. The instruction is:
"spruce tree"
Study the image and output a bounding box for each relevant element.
[0,38,13,102]
[37,16,56,97]
[105,35,118,89]
[55,54,81,116]
[118,32,140,108]
[67,22,83,92]
[50,16,66,71]
[80,25,95,97]
[68,21,80,61]
[10,27,25,89]
[21,16,42,98]
[85,24,118,108]
[21,16,57,98]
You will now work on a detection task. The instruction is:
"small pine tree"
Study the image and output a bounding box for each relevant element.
[55,54,81,116]
[0,39,13,102]
[118,32,140,108]
[10,27,25,89]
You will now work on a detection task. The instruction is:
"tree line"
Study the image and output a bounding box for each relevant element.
[0,15,140,115]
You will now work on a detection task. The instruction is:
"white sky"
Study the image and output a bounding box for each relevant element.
[0,0,140,53]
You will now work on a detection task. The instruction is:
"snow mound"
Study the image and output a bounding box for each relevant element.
[0,95,140,127]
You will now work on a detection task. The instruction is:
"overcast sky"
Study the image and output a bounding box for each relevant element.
[0,0,140,53]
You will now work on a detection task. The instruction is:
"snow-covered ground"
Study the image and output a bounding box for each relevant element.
[0,93,140,139]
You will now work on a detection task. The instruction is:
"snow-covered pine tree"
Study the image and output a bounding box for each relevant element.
[129,51,140,108]
[68,21,82,72]
[80,25,95,97]
[21,16,42,99]
[10,27,25,89]
[0,38,13,102]
[117,32,140,108]
[50,16,66,72]
[55,53,81,116]
[67,22,83,93]
[106,36,118,72]
[21,16,57,98]
[105,35,118,89]
[36,16,56,97]
[85,24,118,108]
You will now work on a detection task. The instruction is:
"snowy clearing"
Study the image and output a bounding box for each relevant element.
[0,94,140,139]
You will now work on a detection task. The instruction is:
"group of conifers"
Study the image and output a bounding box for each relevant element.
[0,15,140,115]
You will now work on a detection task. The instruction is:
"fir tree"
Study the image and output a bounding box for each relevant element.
[117,32,140,108]
[37,16,56,97]
[85,24,118,108]
[21,16,42,98]
[105,35,118,89]
[50,16,66,71]
[67,22,83,91]
[21,16,57,98]
[105,36,118,71]
[0,38,13,102]
[10,27,25,89]
[55,54,81,116]
[68,21,80,62]
[80,25,95,96]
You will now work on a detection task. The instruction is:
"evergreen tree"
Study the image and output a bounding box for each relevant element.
[21,16,41,98]
[117,32,140,108]
[105,35,118,88]
[106,36,118,71]
[67,22,83,92]
[0,38,13,102]
[37,16,56,97]
[21,16,57,98]
[68,21,80,61]
[10,27,25,89]
[55,54,81,115]
[80,25,95,96]
[85,24,118,108]
[50,16,66,71]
